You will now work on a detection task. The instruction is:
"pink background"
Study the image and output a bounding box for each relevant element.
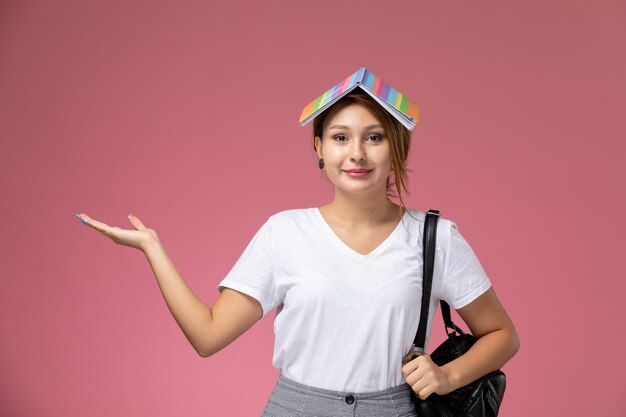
[1,0,625,415]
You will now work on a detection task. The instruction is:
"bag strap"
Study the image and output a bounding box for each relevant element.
[412,209,440,353]
[412,209,468,356]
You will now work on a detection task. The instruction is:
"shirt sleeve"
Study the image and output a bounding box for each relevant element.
[216,216,279,319]
[435,219,492,309]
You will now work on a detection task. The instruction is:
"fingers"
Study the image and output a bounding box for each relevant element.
[75,213,121,237]
[416,384,436,400]
[406,372,436,400]
[76,213,107,230]
[76,213,147,232]
[401,352,425,377]
[127,214,146,231]
[404,354,431,387]
[76,212,158,251]
[404,354,454,400]
[76,213,89,226]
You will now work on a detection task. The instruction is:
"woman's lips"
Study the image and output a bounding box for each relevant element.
[344,170,372,177]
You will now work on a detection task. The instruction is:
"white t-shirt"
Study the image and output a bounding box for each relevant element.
[216,207,492,392]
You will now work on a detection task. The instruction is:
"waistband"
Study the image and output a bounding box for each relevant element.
[277,373,413,400]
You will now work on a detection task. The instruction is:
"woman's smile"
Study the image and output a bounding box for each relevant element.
[344,169,373,178]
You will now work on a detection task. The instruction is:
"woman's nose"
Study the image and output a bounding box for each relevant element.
[350,142,366,161]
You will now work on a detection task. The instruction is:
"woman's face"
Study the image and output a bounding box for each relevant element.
[314,103,392,196]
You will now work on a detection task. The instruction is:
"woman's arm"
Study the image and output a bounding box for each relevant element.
[441,286,520,391]
[143,239,263,357]
[402,286,520,398]
[76,213,262,358]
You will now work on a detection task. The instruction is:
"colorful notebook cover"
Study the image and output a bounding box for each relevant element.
[298,67,420,131]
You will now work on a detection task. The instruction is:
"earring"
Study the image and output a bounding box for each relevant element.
[318,158,325,169]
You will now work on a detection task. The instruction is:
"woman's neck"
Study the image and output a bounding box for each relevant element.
[320,194,404,228]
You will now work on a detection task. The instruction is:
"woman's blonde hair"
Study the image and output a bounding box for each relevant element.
[312,90,413,212]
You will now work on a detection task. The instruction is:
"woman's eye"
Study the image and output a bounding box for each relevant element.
[333,134,383,142]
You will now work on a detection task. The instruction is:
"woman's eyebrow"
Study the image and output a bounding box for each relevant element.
[327,124,383,130]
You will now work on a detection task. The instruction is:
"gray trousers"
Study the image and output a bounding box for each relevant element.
[261,373,419,417]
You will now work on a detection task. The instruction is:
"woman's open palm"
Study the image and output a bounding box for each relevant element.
[76,213,158,252]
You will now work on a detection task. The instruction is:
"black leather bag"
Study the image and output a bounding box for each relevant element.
[404,209,506,417]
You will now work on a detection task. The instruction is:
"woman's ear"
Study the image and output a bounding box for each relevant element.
[314,136,323,158]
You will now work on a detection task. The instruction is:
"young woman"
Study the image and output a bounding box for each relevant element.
[76,80,519,417]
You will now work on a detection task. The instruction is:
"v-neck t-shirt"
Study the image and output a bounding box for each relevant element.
[216,207,492,393]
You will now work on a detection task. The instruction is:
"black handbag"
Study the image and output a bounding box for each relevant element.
[403,209,506,417]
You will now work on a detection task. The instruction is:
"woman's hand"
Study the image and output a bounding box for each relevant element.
[401,353,456,400]
[76,213,159,253]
